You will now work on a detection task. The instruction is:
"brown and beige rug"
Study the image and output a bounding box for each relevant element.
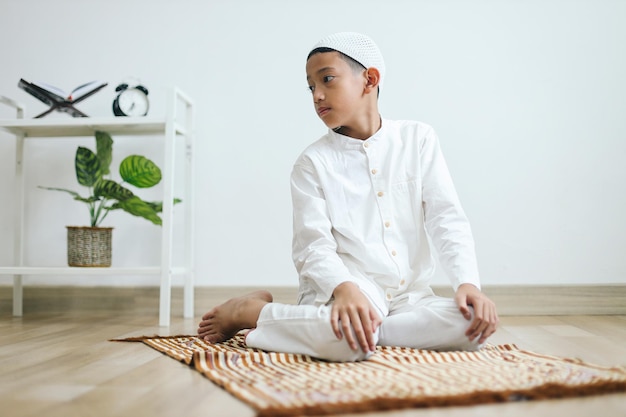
[115,334,626,416]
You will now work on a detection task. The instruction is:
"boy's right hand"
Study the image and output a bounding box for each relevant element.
[331,282,382,353]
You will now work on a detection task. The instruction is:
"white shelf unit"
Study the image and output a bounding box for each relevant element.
[0,88,195,326]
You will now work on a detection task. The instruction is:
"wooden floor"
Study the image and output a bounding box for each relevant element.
[1,286,625,417]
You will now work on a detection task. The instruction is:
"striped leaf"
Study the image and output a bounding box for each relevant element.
[94,179,134,201]
[115,196,162,225]
[75,147,101,187]
[119,155,162,188]
[95,131,113,175]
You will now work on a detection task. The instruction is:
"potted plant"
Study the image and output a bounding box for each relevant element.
[40,130,179,267]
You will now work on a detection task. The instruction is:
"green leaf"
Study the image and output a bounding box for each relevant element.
[95,131,113,176]
[38,186,98,203]
[75,147,101,187]
[146,201,162,213]
[119,155,162,188]
[94,179,134,201]
[115,196,162,225]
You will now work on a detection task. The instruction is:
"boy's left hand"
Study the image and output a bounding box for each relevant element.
[454,284,499,344]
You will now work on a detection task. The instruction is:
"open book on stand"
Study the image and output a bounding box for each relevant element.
[18,79,107,118]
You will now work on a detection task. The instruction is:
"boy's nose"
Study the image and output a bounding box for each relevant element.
[313,89,324,103]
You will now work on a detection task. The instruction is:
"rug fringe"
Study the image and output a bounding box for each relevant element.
[253,382,626,416]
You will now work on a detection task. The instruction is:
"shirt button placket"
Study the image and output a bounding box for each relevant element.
[366,141,395,274]
[367,142,386,226]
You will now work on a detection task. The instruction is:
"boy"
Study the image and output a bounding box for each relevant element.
[198,32,498,362]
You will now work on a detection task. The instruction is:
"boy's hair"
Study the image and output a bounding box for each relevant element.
[307,47,367,74]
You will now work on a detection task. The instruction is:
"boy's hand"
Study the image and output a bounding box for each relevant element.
[331,282,382,353]
[455,283,499,344]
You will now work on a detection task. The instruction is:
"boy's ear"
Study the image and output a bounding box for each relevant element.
[364,67,381,93]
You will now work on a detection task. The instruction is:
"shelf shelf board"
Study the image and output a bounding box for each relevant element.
[0,117,186,138]
[0,266,191,276]
[0,266,161,275]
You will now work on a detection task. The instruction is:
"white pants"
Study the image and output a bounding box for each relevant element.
[245,292,480,362]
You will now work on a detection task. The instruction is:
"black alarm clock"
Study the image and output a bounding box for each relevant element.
[112,83,149,117]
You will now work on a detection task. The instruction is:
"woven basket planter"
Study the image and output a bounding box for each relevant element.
[66,226,113,267]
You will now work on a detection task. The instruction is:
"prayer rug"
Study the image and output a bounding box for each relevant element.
[114,334,626,416]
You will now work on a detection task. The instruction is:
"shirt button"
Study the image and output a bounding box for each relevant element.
[391,250,397,256]
[371,169,378,175]
[377,191,384,197]
[384,221,391,228]
[364,143,369,148]
[386,293,392,300]
[400,279,406,285]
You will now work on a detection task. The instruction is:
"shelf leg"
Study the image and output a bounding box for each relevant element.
[182,91,195,319]
[13,133,25,316]
[159,92,178,327]
[184,272,194,319]
[13,275,23,316]
[159,270,171,327]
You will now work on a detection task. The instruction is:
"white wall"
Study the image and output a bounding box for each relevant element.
[0,0,624,287]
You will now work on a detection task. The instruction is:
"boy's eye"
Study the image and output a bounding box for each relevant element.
[308,85,315,93]
[323,75,334,83]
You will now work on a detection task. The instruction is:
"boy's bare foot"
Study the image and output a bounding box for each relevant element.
[197,290,273,343]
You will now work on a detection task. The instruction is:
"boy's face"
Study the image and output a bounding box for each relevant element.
[306,51,368,130]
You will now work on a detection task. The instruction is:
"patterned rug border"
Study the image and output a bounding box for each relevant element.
[112,335,626,417]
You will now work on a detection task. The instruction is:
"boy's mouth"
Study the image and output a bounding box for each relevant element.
[317,107,330,117]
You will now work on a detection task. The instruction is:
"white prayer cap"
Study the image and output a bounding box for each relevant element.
[309,32,385,90]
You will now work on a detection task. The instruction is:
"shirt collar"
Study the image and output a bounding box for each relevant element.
[328,117,387,150]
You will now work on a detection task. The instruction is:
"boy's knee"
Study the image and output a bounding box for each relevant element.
[315,342,374,362]
[245,303,379,362]
[310,306,379,361]
[315,331,378,362]
[447,305,483,351]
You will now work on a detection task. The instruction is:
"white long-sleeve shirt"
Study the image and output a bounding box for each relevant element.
[291,118,480,315]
